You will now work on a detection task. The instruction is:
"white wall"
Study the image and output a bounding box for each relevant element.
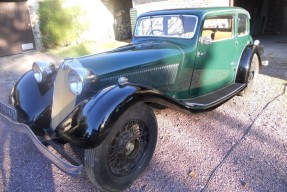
[62,0,115,42]
[133,0,230,15]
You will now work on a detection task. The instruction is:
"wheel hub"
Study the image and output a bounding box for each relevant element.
[124,138,140,157]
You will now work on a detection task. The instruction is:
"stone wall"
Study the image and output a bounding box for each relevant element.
[133,0,230,15]
[113,0,133,40]
[27,0,44,51]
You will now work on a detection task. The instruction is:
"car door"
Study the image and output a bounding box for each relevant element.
[190,14,237,97]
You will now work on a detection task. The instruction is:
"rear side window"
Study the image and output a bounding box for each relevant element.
[238,14,248,36]
[201,15,234,41]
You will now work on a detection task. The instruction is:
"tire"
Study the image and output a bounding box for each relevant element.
[239,54,260,96]
[85,103,158,191]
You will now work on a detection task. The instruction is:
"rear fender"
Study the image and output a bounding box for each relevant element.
[235,44,263,84]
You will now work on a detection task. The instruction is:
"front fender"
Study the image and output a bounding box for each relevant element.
[56,84,151,148]
[56,83,189,149]
[11,71,54,129]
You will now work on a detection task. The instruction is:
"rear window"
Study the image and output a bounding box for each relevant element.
[238,14,248,35]
[135,15,198,39]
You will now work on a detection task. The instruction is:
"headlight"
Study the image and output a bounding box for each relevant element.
[32,61,56,83]
[68,68,90,95]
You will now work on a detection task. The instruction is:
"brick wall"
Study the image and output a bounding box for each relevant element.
[133,0,230,15]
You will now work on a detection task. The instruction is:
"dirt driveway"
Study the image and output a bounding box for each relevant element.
[0,36,286,192]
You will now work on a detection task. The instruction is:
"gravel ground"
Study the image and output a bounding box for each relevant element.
[0,35,286,192]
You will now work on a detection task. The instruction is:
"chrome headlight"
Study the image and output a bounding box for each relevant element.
[68,68,90,95]
[32,61,56,83]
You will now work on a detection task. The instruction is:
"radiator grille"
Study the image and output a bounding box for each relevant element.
[51,68,76,130]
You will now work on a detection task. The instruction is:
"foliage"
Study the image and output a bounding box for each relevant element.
[39,0,87,48]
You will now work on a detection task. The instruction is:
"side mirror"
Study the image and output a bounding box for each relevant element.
[202,36,211,45]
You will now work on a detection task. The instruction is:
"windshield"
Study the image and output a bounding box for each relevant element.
[134,15,198,39]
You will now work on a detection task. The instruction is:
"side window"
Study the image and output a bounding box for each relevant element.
[201,15,234,41]
[238,14,248,36]
[182,15,198,38]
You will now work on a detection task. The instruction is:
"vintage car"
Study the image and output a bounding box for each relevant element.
[0,7,268,191]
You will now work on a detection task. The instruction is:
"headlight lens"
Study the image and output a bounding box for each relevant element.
[32,63,43,82]
[68,69,89,95]
[32,61,56,83]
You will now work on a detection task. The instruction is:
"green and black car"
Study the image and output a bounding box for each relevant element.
[0,7,268,191]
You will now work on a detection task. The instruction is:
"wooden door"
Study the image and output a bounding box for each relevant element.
[0,1,35,57]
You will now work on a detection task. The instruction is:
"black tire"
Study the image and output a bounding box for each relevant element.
[239,54,260,96]
[85,103,158,191]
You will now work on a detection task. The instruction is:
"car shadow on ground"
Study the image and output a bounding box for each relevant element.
[142,80,287,191]
[0,118,55,191]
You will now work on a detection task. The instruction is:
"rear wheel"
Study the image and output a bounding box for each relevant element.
[239,54,260,96]
[85,103,157,191]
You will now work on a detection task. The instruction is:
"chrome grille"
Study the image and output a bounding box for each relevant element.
[51,68,77,130]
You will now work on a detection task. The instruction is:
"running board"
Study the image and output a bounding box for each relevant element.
[182,83,246,110]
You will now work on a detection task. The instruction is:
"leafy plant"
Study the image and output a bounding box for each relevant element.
[39,0,87,48]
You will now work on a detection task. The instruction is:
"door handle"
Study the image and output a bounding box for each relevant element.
[197,51,205,57]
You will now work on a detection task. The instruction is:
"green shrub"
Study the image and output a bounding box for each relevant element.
[39,0,87,48]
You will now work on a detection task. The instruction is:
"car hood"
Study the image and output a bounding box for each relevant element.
[76,41,184,76]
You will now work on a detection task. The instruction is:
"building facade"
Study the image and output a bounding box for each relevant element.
[1,0,286,57]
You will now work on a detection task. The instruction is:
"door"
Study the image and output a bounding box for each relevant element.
[190,14,237,97]
[0,1,35,57]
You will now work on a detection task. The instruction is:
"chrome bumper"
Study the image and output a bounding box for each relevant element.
[0,101,83,176]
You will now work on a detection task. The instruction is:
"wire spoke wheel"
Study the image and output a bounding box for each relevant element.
[108,120,148,176]
[85,103,157,191]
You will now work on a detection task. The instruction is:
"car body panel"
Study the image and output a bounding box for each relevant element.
[77,41,186,97]
[193,36,236,96]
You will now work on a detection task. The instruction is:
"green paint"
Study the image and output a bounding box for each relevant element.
[76,7,251,100]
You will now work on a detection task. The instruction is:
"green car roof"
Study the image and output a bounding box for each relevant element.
[139,7,250,18]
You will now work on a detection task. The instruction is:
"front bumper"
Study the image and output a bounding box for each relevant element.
[0,101,83,176]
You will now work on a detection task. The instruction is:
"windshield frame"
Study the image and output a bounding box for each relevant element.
[134,14,199,39]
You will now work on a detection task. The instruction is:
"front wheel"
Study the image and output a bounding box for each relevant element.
[85,103,158,191]
[239,54,260,96]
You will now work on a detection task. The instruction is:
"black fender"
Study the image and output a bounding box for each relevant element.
[56,83,191,149]
[10,71,54,133]
[235,44,264,84]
